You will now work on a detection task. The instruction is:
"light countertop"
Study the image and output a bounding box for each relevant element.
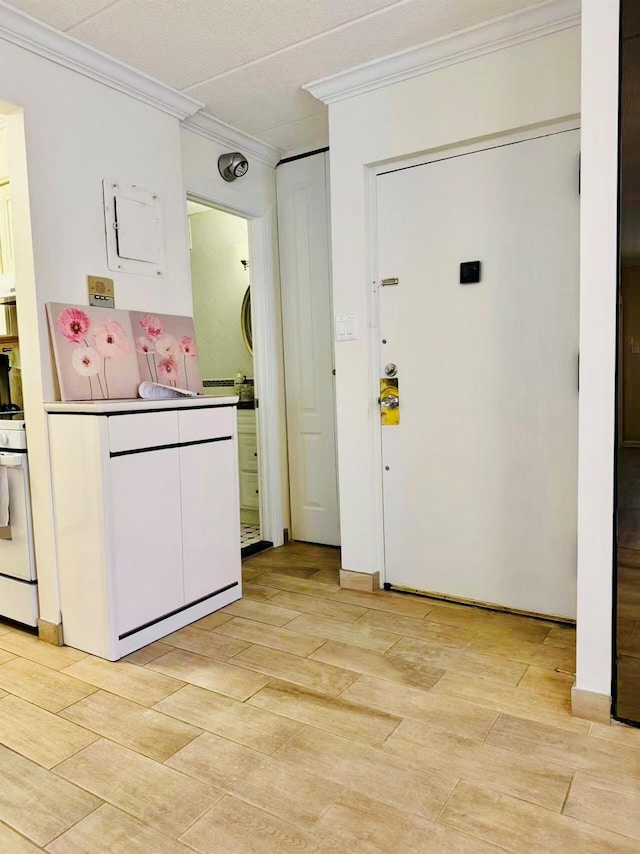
[45,395,238,414]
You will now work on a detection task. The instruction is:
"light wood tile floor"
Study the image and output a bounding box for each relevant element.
[0,542,638,851]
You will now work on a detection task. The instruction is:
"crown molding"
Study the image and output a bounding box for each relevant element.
[181,111,282,168]
[0,0,203,119]
[304,0,580,105]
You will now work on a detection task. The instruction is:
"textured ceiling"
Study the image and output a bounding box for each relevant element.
[9,0,536,155]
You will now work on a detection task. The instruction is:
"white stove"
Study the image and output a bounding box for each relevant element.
[0,420,38,627]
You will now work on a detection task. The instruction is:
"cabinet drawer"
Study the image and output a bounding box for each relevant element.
[240,471,260,510]
[238,435,258,473]
[109,411,178,454]
[179,407,235,443]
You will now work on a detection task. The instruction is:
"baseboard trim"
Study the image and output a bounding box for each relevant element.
[340,569,380,593]
[571,686,611,724]
[38,619,64,646]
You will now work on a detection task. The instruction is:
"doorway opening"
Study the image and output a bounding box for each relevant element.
[0,102,39,629]
[0,109,24,417]
[187,198,271,558]
[613,0,640,726]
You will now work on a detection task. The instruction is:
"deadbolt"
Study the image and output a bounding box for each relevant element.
[384,363,398,377]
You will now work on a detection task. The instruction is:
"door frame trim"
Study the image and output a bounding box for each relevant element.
[367,117,581,586]
[186,188,286,550]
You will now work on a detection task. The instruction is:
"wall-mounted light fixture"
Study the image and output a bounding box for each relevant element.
[218,152,249,182]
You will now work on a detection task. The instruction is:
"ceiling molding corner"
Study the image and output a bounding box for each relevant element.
[304,0,581,105]
[181,111,282,168]
[0,0,203,119]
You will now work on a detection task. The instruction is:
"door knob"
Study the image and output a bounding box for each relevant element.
[380,394,399,409]
[384,363,398,377]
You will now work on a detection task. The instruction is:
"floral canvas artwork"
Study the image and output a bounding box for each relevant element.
[129,311,203,393]
[47,304,141,401]
[47,304,204,401]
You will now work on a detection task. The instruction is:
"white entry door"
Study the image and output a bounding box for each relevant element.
[277,152,340,546]
[377,130,580,619]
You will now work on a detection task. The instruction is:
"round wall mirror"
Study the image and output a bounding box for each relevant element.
[241,286,253,355]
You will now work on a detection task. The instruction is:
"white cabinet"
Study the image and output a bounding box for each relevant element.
[47,398,241,660]
[238,409,259,524]
[0,182,13,277]
[0,182,15,300]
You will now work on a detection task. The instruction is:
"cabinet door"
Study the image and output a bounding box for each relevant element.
[110,448,184,635]
[240,472,260,511]
[238,432,258,473]
[0,184,14,277]
[180,438,241,602]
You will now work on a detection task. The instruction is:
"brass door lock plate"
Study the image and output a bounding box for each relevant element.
[380,377,399,425]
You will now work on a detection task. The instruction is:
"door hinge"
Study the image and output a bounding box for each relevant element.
[255,398,259,409]
[380,277,399,287]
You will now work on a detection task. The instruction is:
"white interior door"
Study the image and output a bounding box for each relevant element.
[377,130,580,619]
[277,153,340,546]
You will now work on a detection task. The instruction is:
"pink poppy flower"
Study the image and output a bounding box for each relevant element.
[71,346,100,376]
[157,357,179,383]
[155,333,177,358]
[136,337,154,354]
[56,308,90,343]
[179,336,197,357]
[93,320,129,360]
[139,314,163,340]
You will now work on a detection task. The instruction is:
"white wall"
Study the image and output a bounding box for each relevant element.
[181,129,278,214]
[0,40,192,625]
[189,208,253,381]
[326,26,581,577]
[575,0,620,699]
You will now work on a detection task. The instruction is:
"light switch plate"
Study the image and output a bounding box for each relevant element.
[88,275,115,308]
[335,314,358,342]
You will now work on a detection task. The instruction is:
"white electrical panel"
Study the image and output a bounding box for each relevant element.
[103,180,164,277]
